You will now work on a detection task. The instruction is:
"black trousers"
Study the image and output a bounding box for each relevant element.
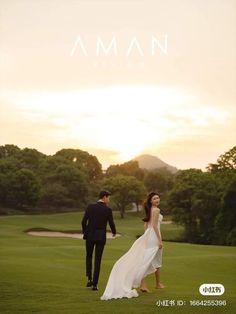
[86,240,105,286]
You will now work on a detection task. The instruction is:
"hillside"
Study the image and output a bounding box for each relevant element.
[134,154,178,173]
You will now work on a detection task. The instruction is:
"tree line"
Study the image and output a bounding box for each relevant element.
[0,144,235,245]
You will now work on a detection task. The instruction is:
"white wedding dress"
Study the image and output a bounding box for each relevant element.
[100,213,163,300]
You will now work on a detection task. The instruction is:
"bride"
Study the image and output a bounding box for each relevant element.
[100,192,165,300]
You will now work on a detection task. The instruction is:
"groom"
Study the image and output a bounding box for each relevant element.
[81,190,116,291]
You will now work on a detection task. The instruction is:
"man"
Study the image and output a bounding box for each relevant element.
[81,190,116,291]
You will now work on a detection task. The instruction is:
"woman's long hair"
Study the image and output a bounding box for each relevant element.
[142,192,160,222]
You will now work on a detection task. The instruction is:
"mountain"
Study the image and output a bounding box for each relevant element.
[133,154,178,173]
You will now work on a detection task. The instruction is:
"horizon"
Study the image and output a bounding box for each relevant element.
[2,142,229,172]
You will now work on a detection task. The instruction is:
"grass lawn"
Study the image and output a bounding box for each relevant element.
[0,211,235,314]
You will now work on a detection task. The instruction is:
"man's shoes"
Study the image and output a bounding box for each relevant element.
[92,285,98,291]
[86,280,93,287]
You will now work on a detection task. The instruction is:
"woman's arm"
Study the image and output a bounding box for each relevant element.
[152,209,163,248]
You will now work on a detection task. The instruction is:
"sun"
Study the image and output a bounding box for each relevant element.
[107,138,145,163]
[94,112,163,163]
[95,124,147,162]
[7,85,227,168]
[9,85,171,164]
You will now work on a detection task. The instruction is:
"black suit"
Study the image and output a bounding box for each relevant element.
[81,201,116,286]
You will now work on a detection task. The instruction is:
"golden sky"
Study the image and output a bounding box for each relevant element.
[0,0,235,169]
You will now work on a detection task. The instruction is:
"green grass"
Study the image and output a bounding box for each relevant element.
[0,212,235,314]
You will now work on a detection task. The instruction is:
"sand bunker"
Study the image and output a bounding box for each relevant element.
[27,231,120,239]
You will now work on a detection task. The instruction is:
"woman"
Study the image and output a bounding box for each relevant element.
[100,192,164,300]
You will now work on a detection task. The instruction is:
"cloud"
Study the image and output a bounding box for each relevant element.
[0,85,234,169]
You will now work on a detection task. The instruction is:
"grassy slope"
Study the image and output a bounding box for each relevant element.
[0,212,235,314]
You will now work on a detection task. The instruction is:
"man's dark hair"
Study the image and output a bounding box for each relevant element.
[99,190,111,199]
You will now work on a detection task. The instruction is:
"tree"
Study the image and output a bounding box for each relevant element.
[106,160,144,180]
[103,174,146,218]
[213,176,236,245]
[168,169,221,244]
[168,178,198,242]
[15,148,46,173]
[144,168,174,193]
[0,144,20,159]
[191,173,222,244]
[206,146,236,245]
[55,149,103,180]
[41,163,88,208]
[40,183,73,208]
[9,169,41,209]
[207,146,236,172]
[0,160,15,205]
[0,145,104,212]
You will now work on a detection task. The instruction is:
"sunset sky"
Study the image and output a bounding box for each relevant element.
[0,0,235,169]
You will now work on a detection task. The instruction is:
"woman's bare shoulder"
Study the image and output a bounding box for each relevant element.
[152,207,160,214]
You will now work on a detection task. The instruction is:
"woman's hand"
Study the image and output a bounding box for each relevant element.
[159,242,163,249]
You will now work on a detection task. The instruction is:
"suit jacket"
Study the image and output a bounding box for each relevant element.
[81,201,116,244]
